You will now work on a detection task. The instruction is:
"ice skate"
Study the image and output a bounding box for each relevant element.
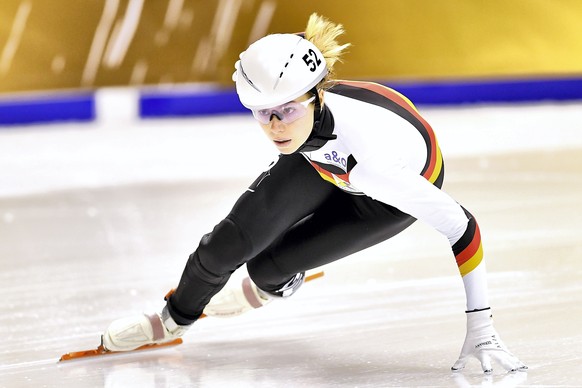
[101,306,190,352]
[203,272,307,318]
[59,272,323,361]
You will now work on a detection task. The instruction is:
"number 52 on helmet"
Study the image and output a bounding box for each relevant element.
[233,34,328,111]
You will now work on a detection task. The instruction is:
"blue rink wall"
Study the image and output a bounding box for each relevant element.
[1,77,582,126]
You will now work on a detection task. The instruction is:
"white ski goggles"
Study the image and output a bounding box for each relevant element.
[252,96,316,124]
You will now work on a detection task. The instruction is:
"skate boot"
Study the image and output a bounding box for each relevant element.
[102,305,190,352]
[203,272,305,318]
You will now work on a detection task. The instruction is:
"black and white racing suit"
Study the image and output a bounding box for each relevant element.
[167,81,488,325]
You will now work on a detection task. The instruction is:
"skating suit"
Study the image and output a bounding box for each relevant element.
[167,81,488,324]
[303,81,488,308]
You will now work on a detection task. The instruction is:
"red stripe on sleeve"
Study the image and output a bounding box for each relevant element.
[338,81,439,180]
[455,223,482,267]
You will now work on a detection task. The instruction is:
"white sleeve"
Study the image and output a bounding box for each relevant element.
[350,160,468,245]
[350,159,490,310]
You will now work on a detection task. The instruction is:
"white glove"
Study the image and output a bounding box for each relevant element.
[452,308,527,374]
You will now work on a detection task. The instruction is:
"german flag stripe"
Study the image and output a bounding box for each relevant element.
[309,161,349,185]
[458,241,483,276]
[331,81,443,184]
[427,140,444,184]
[452,208,484,276]
[311,160,345,175]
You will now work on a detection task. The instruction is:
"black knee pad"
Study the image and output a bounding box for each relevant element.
[247,256,304,297]
[195,217,250,279]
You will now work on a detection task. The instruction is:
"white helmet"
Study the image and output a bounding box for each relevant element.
[233,34,328,110]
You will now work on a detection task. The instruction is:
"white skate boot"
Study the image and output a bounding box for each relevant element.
[102,306,190,352]
[203,272,305,318]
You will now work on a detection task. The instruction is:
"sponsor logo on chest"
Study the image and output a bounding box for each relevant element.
[320,150,349,173]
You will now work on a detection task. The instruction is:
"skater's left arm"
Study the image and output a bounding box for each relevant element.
[350,161,483,296]
[350,162,527,374]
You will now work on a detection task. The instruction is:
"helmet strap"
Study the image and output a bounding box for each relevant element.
[295,87,336,153]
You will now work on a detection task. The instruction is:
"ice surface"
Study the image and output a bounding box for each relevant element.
[1,101,581,387]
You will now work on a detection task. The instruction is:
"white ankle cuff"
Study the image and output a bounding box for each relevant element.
[161,307,190,336]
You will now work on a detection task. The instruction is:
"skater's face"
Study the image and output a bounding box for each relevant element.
[256,93,318,154]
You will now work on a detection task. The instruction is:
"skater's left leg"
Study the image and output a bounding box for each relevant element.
[248,191,416,293]
[202,191,416,318]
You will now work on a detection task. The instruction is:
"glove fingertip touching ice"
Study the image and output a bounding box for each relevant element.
[451,308,527,374]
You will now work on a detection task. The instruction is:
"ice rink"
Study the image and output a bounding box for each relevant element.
[1,101,582,387]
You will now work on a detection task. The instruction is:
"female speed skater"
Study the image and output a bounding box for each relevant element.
[103,13,527,374]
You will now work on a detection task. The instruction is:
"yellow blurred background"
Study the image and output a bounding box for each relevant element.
[1,0,581,94]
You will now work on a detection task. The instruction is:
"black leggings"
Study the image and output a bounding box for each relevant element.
[167,153,421,325]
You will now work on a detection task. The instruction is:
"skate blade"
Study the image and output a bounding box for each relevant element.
[305,271,324,282]
[59,338,183,362]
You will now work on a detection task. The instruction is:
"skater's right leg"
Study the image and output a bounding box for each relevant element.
[103,154,334,350]
[102,216,250,351]
[102,216,252,351]
[166,154,334,325]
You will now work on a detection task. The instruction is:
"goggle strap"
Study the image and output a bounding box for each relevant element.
[310,86,322,122]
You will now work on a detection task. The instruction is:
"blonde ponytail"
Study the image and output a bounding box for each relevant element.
[304,13,350,87]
